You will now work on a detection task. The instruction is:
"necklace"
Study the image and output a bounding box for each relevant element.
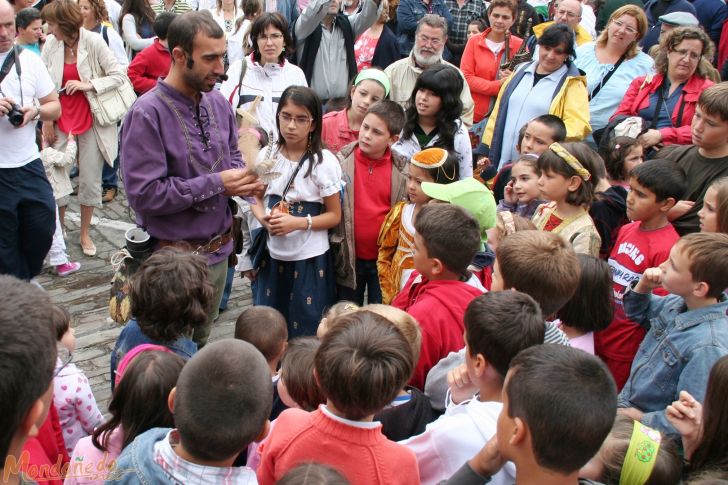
[64,37,79,58]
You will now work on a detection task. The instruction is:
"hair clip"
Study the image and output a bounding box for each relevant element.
[614,143,621,150]
[549,143,591,181]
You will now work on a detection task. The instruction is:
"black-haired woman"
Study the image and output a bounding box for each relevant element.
[476,23,591,171]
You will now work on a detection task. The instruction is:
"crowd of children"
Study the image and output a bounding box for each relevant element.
[8,66,728,485]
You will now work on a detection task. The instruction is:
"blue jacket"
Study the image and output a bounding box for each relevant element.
[641,0,697,52]
[396,0,453,57]
[109,427,259,484]
[277,0,300,30]
[618,291,728,436]
[109,318,197,391]
[109,428,171,483]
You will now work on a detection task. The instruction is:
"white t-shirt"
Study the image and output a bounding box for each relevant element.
[0,48,55,169]
[262,147,342,261]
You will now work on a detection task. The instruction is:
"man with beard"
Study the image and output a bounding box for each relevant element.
[120,12,263,347]
[385,14,474,127]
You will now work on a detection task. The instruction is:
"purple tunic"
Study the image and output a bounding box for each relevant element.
[121,81,243,265]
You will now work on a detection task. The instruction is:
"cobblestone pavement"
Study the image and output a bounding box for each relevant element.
[38,183,252,411]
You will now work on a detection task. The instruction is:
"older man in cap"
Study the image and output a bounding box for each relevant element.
[648,12,721,82]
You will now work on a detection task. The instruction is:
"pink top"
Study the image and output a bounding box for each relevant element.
[58,63,92,135]
[322,108,358,154]
[64,427,124,485]
[53,359,104,455]
[354,29,380,71]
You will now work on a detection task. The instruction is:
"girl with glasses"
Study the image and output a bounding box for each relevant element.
[250,86,343,339]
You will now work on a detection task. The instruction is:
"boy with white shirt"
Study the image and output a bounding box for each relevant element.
[401,291,545,485]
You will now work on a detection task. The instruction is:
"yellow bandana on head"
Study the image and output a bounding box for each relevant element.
[411,148,449,169]
[549,142,591,181]
[619,421,662,485]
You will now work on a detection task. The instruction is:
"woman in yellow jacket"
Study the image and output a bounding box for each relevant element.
[474,24,591,172]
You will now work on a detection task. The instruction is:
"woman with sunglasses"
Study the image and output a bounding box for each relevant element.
[611,26,714,150]
[475,23,591,172]
[574,5,654,136]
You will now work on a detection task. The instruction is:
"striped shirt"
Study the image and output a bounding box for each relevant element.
[152,0,192,14]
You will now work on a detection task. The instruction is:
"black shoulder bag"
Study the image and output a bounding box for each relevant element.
[589,55,625,101]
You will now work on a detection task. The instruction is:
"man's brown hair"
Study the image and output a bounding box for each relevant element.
[235,306,287,363]
[497,231,580,316]
[315,311,413,420]
[130,248,214,342]
[487,0,516,18]
[677,233,728,299]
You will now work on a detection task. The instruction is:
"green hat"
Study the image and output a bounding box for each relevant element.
[421,178,496,243]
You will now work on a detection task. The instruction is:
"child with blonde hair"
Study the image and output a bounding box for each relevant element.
[366,305,436,441]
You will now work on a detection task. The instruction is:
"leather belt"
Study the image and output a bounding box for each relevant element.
[157,228,233,255]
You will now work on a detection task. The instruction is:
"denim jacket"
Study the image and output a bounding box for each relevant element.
[618,291,728,435]
[109,427,258,484]
[109,319,197,391]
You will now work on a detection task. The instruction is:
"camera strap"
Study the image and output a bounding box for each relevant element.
[0,46,23,99]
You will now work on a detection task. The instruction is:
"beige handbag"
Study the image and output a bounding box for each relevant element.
[86,78,136,126]
[84,33,137,127]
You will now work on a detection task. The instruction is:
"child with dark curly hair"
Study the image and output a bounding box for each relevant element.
[109,247,214,391]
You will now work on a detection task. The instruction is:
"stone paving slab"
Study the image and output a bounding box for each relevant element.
[38,182,252,412]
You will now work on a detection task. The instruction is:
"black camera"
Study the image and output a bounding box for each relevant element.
[7,103,24,127]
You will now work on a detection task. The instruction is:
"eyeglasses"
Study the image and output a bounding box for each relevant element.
[278,112,313,126]
[54,347,73,378]
[259,33,284,42]
[611,19,638,36]
[671,48,701,61]
[416,34,444,47]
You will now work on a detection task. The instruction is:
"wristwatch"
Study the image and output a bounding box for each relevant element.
[31,99,41,122]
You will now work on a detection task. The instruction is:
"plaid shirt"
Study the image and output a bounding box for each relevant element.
[445,0,487,45]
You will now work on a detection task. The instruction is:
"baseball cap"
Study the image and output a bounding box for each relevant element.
[421,178,496,243]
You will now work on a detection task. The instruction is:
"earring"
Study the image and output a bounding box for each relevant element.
[306,133,313,153]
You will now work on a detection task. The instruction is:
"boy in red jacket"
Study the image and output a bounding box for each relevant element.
[392,203,484,390]
[127,13,176,95]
